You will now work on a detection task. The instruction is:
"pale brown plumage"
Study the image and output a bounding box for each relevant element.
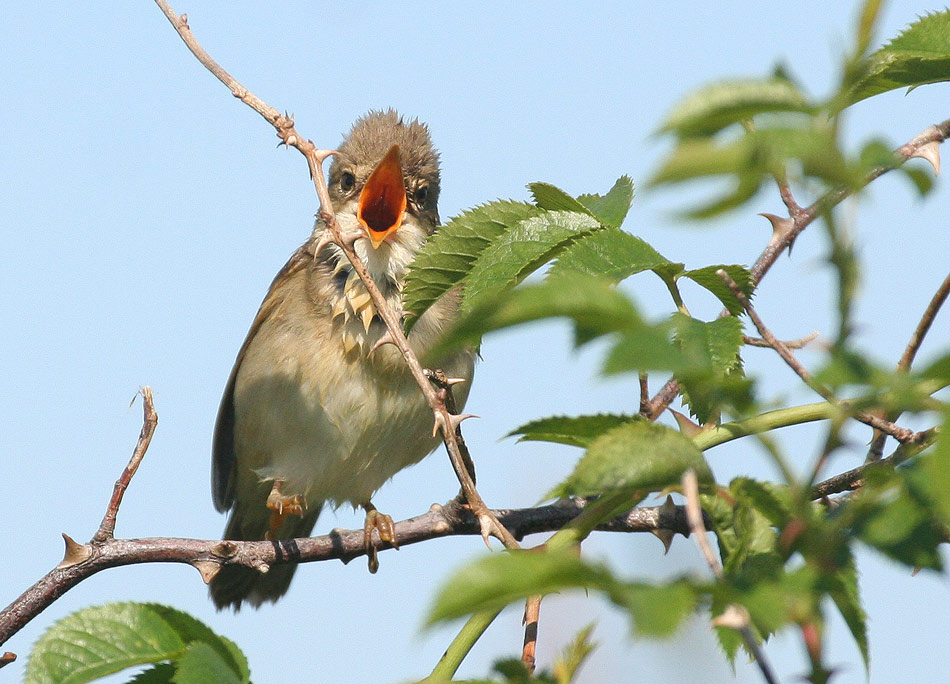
[210,110,474,609]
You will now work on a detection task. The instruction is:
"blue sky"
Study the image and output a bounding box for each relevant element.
[1,2,948,683]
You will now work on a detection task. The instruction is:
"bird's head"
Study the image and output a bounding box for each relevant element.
[328,110,440,269]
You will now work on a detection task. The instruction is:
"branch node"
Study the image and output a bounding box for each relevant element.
[210,540,238,559]
[57,533,93,569]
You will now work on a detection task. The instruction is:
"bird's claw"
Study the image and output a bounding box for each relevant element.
[265,480,305,540]
[363,503,397,574]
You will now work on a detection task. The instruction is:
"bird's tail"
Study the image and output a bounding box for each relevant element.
[209,503,322,611]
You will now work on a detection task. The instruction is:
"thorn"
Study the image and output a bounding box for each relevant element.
[314,229,335,256]
[445,377,468,386]
[759,212,794,241]
[192,560,221,584]
[284,134,298,148]
[254,562,270,575]
[669,409,703,438]
[338,231,364,249]
[58,533,93,569]
[651,528,675,554]
[910,140,941,175]
[313,148,339,165]
[448,413,479,431]
[370,331,397,355]
[477,514,494,549]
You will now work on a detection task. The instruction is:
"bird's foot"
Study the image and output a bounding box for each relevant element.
[362,502,397,574]
[265,480,305,540]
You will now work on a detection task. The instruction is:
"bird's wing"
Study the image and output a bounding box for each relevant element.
[211,241,316,512]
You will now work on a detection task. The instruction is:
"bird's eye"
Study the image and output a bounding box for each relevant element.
[340,172,356,193]
[414,185,428,205]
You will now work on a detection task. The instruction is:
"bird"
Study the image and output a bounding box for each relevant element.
[209,109,475,610]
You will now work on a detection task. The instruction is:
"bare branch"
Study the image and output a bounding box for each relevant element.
[717,269,929,446]
[744,331,819,350]
[522,595,542,674]
[94,388,157,543]
[898,270,950,372]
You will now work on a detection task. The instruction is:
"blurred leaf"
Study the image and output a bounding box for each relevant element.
[549,228,672,283]
[855,0,885,56]
[660,78,813,138]
[551,624,597,684]
[602,318,688,375]
[850,464,945,570]
[910,407,950,526]
[651,127,854,217]
[25,603,249,684]
[403,200,539,330]
[428,549,697,638]
[426,551,615,625]
[462,211,604,313]
[681,264,755,315]
[827,549,869,674]
[431,272,650,357]
[615,581,697,637]
[548,420,713,499]
[506,414,643,448]
[845,11,950,106]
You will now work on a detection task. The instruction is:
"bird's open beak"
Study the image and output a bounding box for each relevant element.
[357,145,407,249]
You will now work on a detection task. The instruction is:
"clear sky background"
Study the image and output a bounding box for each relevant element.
[2,2,948,683]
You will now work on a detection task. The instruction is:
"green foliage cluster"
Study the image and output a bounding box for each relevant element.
[24,5,950,684]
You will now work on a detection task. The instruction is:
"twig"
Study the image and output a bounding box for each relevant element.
[897,271,950,372]
[867,270,950,461]
[522,595,542,673]
[717,269,928,446]
[152,0,517,550]
[638,372,650,416]
[815,429,937,498]
[743,331,818,350]
[682,470,779,684]
[94,388,157,543]
[645,120,950,420]
[0,652,15,670]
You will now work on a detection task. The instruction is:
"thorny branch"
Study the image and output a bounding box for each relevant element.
[0,388,695,652]
[717,269,932,446]
[645,118,950,420]
[152,0,517,551]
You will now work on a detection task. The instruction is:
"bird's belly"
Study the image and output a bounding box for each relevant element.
[232,344,442,509]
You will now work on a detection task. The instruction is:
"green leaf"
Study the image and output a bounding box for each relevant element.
[660,78,813,138]
[549,228,673,283]
[911,407,950,526]
[673,314,746,423]
[172,642,242,684]
[430,272,654,357]
[426,551,616,625]
[575,176,636,228]
[462,211,605,313]
[551,625,597,684]
[615,581,697,637]
[681,265,755,315]
[427,550,697,638]
[529,183,592,215]
[548,420,713,499]
[25,603,249,684]
[403,200,540,329]
[845,11,950,106]
[128,665,176,684]
[827,549,869,674]
[506,414,643,448]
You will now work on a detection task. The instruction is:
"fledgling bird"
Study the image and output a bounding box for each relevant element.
[209,110,475,610]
